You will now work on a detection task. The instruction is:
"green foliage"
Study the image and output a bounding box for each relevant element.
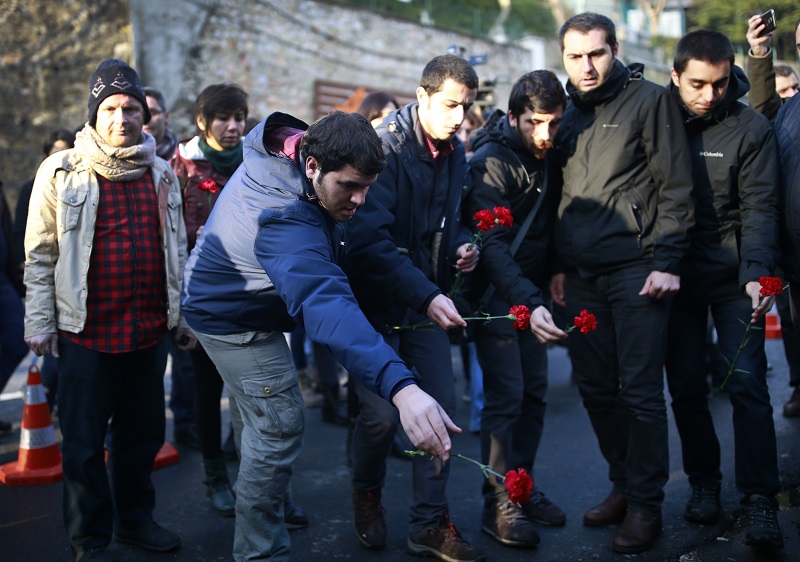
[686,2,799,61]
[327,0,556,40]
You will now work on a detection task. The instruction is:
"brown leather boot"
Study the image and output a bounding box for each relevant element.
[612,511,662,553]
[583,489,627,527]
[783,386,800,417]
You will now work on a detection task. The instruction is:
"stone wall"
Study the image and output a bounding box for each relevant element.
[0,0,132,210]
[156,0,536,139]
[1,0,536,210]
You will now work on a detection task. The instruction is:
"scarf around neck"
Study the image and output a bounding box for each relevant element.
[198,137,243,177]
[72,124,155,181]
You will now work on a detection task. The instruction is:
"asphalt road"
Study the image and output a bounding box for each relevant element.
[1,340,798,562]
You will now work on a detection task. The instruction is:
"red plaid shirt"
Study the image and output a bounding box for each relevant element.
[61,171,168,353]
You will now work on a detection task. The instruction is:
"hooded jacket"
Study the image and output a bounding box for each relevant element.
[465,110,562,308]
[555,60,695,277]
[345,103,471,330]
[774,91,800,282]
[180,112,415,399]
[669,66,780,297]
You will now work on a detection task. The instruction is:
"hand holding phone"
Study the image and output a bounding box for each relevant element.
[757,9,777,38]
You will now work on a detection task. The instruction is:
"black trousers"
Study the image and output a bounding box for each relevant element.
[565,265,670,513]
[57,335,168,556]
[474,298,548,501]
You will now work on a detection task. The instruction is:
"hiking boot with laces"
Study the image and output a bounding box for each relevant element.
[522,488,566,527]
[684,485,721,524]
[744,494,784,549]
[482,499,540,547]
[408,513,486,561]
[352,490,387,549]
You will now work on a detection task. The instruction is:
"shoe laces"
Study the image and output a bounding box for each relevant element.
[529,488,552,507]
[438,513,467,542]
[498,500,529,524]
[357,491,385,518]
[746,499,779,529]
[691,486,719,504]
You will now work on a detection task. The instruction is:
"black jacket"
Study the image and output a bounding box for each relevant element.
[345,103,471,330]
[670,66,780,298]
[555,60,694,277]
[1,183,24,297]
[465,110,561,309]
[775,93,800,282]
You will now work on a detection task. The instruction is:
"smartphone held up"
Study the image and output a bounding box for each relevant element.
[757,9,777,38]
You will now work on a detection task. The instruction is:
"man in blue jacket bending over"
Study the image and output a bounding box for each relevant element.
[181,110,459,561]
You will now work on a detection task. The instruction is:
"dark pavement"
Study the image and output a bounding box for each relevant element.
[1,339,798,562]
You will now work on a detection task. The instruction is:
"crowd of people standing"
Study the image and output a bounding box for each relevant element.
[0,9,798,562]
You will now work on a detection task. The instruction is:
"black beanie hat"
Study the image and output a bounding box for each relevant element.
[87,58,151,126]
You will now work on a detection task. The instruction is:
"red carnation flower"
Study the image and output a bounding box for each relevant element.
[504,468,533,505]
[509,304,531,331]
[473,209,496,233]
[573,309,598,334]
[198,178,219,194]
[493,206,514,228]
[758,276,784,297]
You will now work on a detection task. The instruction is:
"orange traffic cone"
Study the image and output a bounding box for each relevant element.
[104,442,180,470]
[0,363,63,486]
[765,308,782,339]
[152,442,180,470]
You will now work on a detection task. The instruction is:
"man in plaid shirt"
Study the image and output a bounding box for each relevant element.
[23,58,194,562]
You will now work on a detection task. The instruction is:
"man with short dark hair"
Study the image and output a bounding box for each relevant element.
[143,87,179,160]
[666,28,783,549]
[24,58,193,562]
[534,12,695,554]
[345,54,483,561]
[181,110,459,561]
[465,70,567,549]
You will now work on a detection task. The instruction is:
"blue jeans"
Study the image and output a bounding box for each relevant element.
[565,266,670,513]
[350,323,455,532]
[196,329,303,562]
[57,335,168,557]
[474,299,548,500]
[665,288,779,497]
[0,279,27,394]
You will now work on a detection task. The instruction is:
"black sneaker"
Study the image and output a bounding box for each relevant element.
[408,513,485,561]
[743,494,784,548]
[523,488,566,527]
[482,499,540,547]
[285,501,309,530]
[352,490,387,549]
[684,485,721,524]
[115,521,180,552]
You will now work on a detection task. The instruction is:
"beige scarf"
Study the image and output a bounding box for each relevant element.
[72,123,156,181]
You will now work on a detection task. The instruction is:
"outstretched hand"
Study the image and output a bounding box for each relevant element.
[426,293,466,330]
[392,384,461,461]
[529,305,567,344]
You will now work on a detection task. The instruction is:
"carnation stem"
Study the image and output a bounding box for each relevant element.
[454,453,506,481]
[390,314,515,332]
